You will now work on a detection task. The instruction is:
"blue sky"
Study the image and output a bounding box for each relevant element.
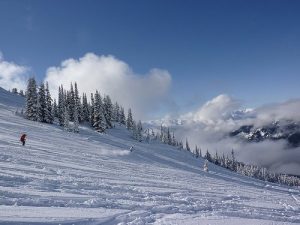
[0,0,300,116]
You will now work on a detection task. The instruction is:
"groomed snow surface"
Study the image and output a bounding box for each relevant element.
[0,89,299,224]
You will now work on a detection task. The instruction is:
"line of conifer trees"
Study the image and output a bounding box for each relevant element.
[197,145,300,187]
[24,77,143,139]
[152,124,300,186]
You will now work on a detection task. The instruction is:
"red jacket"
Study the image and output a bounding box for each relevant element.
[20,134,26,142]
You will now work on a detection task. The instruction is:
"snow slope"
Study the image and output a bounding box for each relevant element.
[0,89,299,224]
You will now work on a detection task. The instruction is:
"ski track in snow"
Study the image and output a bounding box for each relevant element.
[0,90,299,224]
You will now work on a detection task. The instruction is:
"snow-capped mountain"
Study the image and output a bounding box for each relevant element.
[0,88,299,224]
[230,120,300,147]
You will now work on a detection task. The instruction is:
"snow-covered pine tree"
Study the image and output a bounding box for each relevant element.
[82,93,89,122]
[74,82,82,122]
[58,86,65,126]
[230,149,237,171]
[73,105,79,133]
[93,91,101,128]
[220,153,226,167]
[93,91,106,132]
[126,108,134,130]
[19,90,25,97]
[52,99,58,120]
[195,145,199,158]
[12,88,18,94]
[185,138,191,152]
[90,93,95,127]
[79,102,84,123]
[119,107,126,125]
[113,102,120,122]
[68,83,75,121]
[160,125,164,142]
[63,106,70,131]
[103,95,113,128]
[172,132,176,146]
[225,155,230,169]
[136,120,143,142]
[145,128,151,143]
[204,149,212,161]
[167,128,172,145]
[132,121,138,140]
[37,82,47,123]
[45,82,53,124]
[25,77,38,121]
[213,151,220,165]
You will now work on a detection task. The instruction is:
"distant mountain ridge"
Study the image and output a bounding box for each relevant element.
[230,120,300,147]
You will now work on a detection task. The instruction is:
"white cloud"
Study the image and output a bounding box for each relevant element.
[180,94,242,133]
[182,94,241,124]
[44,53,171,119]
[0,52,29,91]
[255,99,300,126]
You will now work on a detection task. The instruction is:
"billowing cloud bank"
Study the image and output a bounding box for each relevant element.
[0,52,29,91]
[171,95,300,176]
[45,53,171,119]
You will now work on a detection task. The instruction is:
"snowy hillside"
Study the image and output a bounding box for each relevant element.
[0,89,299,224]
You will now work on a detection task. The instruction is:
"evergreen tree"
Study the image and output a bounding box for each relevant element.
[220,153,226,167]
[67,83,75,121]
[73,105,79,133]
[71,83,75,120]
[225,155,230,169]
[52,99,58,120]
[74,82,81,122]
[93,91,106,132]
[160,125,164,142]
[136,120,143,142]
[185,138,191,152]
[172,132,176,146]
[126,108,134,130]
[145,128,151,143]
[90,93,95,127]
[113,102,120,122]
[103,95,113,128]
[82,93,89,121]
[63,106,70,131]
[167,128,172,145]
[45,82,53,124]
[195,145,199,158]
[58,86,65,126]
[25,77,38,121]
[19,90,25,97]
[12,88,18,94]
[213,151,220,165]
[204,149,212,161]
[119,107,126,125]
[37,82,47,122]
[231,149,237,171]
[132,121,138,140]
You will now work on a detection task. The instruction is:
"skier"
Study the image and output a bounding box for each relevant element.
[20,133,27,146]
[130,146,134,152]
